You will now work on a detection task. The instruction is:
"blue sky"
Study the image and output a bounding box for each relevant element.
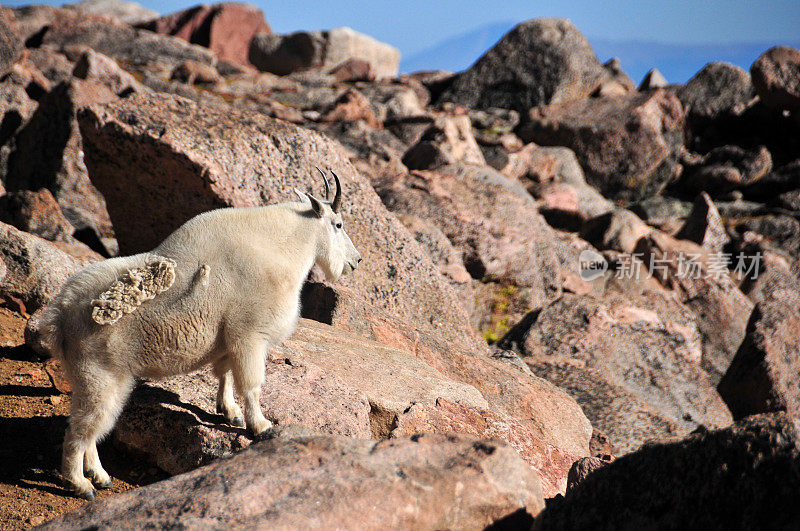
[7,0,800,80]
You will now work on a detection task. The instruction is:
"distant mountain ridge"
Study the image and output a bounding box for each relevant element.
[400,21,800,84]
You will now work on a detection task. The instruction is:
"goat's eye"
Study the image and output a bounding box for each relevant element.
[335,222,343,229]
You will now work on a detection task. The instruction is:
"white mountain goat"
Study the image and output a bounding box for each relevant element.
[38,169,361,499]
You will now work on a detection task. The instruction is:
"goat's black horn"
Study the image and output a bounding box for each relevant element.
[331,170,342,213]
[315,166,331,201]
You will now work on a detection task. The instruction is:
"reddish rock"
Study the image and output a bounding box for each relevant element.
[439,18,625,113]
[566,456,609,493]
[43,433,544,530]
[116,319,490,473]
[26,48,75,85]
[599,57,635,95]
[72,48,144,95]
[580,208,652,254]
[522,356,684,455]
[39,9,216,78]
[140,3,270,67]
[0,76,36,149]
[584,212,753,383]
[682,144,772,195]
[751,46,800,111]
[67,0,158,25]
[738,214,800,261]
[652,233,752,379]
[298,286,594,456]
[393,398,580,497]
[249,27,400,78]
[0,189,75,242]
[5,79,120,256]
[43,357,71,393]
[328,58,376,82]
[383,214,475,318]
[675,192,730,253]
[718,263,800,420]
[0,304,27,347]
[376,165,578,305]
[115,362,371,475]
[511,284,733,453]
[678,62,755,123]
[519,90,685,201]
[375,164,594,342]
[0,221,91,313]
[169,59,222,85]
[2,55,52,99]
[319,88,380,128]
[537,413,800,530]
[0,8,22,76]
[502,144,612,221]
[402,115,485,170]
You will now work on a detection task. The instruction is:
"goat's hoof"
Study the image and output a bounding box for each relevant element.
[254,427,278,442]
[77,488,97,501]
[94,478,113,490]
[231,416,245,428]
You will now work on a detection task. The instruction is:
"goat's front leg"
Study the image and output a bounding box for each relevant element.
[212,358,244,427]
[229,338,272,438]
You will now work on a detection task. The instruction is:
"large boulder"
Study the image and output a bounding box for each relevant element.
[0,221,95,314]
[581,209,753,383]
[249,26,400,79]
[438,18,625,113]
[0,189,76,243]
[76,91,594,457]
[674,192,730,253]
[518,90,685,202]
[401,114,485,170]
[536,413,800,530]
[751,46,800,111]
[0,8,23,75]
[5,79,121,256]
[507,286,733,453]
[67,0,158,25]
[37,9,216,78]
[393,397,580,497]
[677,62,755,127]
[43,433,545,529]
[718,263,800,420]
[0,76,37,180]
[680,144,772,195]
[115,319,580,497]
[501,143,613,223]
[115,319,486,472]
[374,164,579,309]
[138,2,271,67]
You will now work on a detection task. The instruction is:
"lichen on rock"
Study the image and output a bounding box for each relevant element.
[91,257,176,325]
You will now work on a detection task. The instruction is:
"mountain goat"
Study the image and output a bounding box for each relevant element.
[39,169,361,499]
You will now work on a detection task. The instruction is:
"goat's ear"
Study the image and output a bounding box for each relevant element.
[306,194,325,218]
[294,188,310,203]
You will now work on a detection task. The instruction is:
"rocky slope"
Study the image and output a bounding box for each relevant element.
[1,1,799,528]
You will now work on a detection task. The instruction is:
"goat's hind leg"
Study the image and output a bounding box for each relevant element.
[212,357,244,427]
[63,369,133,499]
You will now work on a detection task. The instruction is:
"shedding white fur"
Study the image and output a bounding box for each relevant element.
[91,257,177,325]
[38,170,361,499]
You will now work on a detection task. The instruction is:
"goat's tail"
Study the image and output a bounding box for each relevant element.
[36,299,66,360]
